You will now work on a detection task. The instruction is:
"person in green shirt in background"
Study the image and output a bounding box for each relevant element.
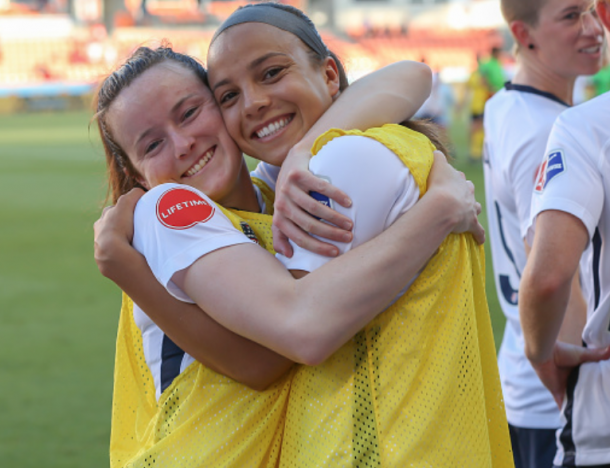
[480,46,506,94]
[465,47,505,163]
[591,64,610,96]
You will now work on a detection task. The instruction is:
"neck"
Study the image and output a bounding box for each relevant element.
[512,54,575,105]
[217,162,261,213]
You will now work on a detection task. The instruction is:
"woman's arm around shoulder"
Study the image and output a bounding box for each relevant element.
[177,153,486,366]
[94,189,294,391]
[273,61,432,257]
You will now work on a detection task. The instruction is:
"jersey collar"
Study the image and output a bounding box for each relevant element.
[504,82,570,107]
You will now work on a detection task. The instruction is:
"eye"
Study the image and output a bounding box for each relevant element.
[564,11,580,20]
[145,139,162,155]
[219,90,238,105]
[182,106,198,121]
[263,66,284,80]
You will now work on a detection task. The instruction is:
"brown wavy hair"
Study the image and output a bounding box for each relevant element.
[93,45,207,204]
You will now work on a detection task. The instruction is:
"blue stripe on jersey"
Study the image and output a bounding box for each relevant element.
[592,228,602,313]
[494,202,521,278]
[559,366,580,466]
[160,335,186,393]
[504,82,570,108]
[494,202,520,305]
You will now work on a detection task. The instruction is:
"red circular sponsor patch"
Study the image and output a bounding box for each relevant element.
[156,187,215,230]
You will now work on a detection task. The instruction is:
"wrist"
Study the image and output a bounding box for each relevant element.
[95,235,133,279]
[424,188,460,235]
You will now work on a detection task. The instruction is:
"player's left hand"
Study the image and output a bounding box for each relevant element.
[533,341,610,408]
[273,146,353,258]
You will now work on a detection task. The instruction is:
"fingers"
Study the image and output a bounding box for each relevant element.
[275,186,353,231]
[273,167,353,255]
[471,221,486,245]
[116,187,145,211]
[272,226,294,258]
[272,216,340,257]
[579,345,610,364]
[282,169,352,210]
[300,172,352,209]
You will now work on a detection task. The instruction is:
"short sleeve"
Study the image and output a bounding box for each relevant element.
[528,115,603,244]
[504,131,550,240]
[277,135,419,272]
[250,161,281,192]
[133,183,253,302]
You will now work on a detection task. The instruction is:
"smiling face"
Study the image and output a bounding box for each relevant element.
[206,23,340,166]
[106,61,250,207]
[527,0,604,78]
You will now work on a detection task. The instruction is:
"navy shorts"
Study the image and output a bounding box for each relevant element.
[509,424,557,468]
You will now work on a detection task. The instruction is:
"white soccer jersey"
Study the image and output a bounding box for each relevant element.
[483,83,569,429]
[529,91,610,467]
[251,161,280,192]
[131,183,259,400]
[276,134,420,295]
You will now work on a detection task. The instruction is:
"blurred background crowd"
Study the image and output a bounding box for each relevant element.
[1,0,608,157]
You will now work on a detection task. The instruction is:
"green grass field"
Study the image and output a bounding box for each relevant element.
[0,110,504,467]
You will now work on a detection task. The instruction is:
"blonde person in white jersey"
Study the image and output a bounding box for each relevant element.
[520,0,610,466]
[483,0,604,466]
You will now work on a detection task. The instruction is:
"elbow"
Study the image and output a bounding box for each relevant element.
[216,360,295,392]
[523,341,551,366]
[405,60,432,99]
[524,268,568,302]
[288,334,335,366]
[238,369,289,392]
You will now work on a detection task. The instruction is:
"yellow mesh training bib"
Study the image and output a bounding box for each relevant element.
[110,180,295,468]
[278,125,513,467]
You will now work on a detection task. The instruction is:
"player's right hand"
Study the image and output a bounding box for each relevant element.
[93,188,144,278]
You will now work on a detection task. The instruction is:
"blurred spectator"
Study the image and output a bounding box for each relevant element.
[69,40,89,64]
[572,75,593,105]
[464,58,490,162]
[591,64,610,96]
[479,46,506,94]
[415,70,455,129]
[35,63,53,81]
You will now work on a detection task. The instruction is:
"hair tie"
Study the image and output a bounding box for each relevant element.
[211,3,329,58]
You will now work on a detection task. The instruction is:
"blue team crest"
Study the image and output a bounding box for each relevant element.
[534,149,566,193]
[309,175,333,220]
[309,191,333,220]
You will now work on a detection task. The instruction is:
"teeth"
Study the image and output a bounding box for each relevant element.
[185,147,214,177]
[581,46,600,53]
[256,116,292,139]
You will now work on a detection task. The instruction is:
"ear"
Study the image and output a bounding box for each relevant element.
[597,1,610,32]
[322,56,341,98]
[123,167,149,190]
[510,20,535,50]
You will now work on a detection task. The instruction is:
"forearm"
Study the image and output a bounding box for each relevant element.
[557,272,587,346]
[102,242,294,390]
[185,187,459,365]
[293,61,432,153]
[520,264,571,364]
[291,188,458,360]
[520,211,588,364]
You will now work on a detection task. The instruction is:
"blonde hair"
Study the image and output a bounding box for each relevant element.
[501,0,548,26]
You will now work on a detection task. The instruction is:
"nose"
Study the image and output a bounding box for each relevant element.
[581,8,603,36]
[242,83,270,117]
[171,127,195,159]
